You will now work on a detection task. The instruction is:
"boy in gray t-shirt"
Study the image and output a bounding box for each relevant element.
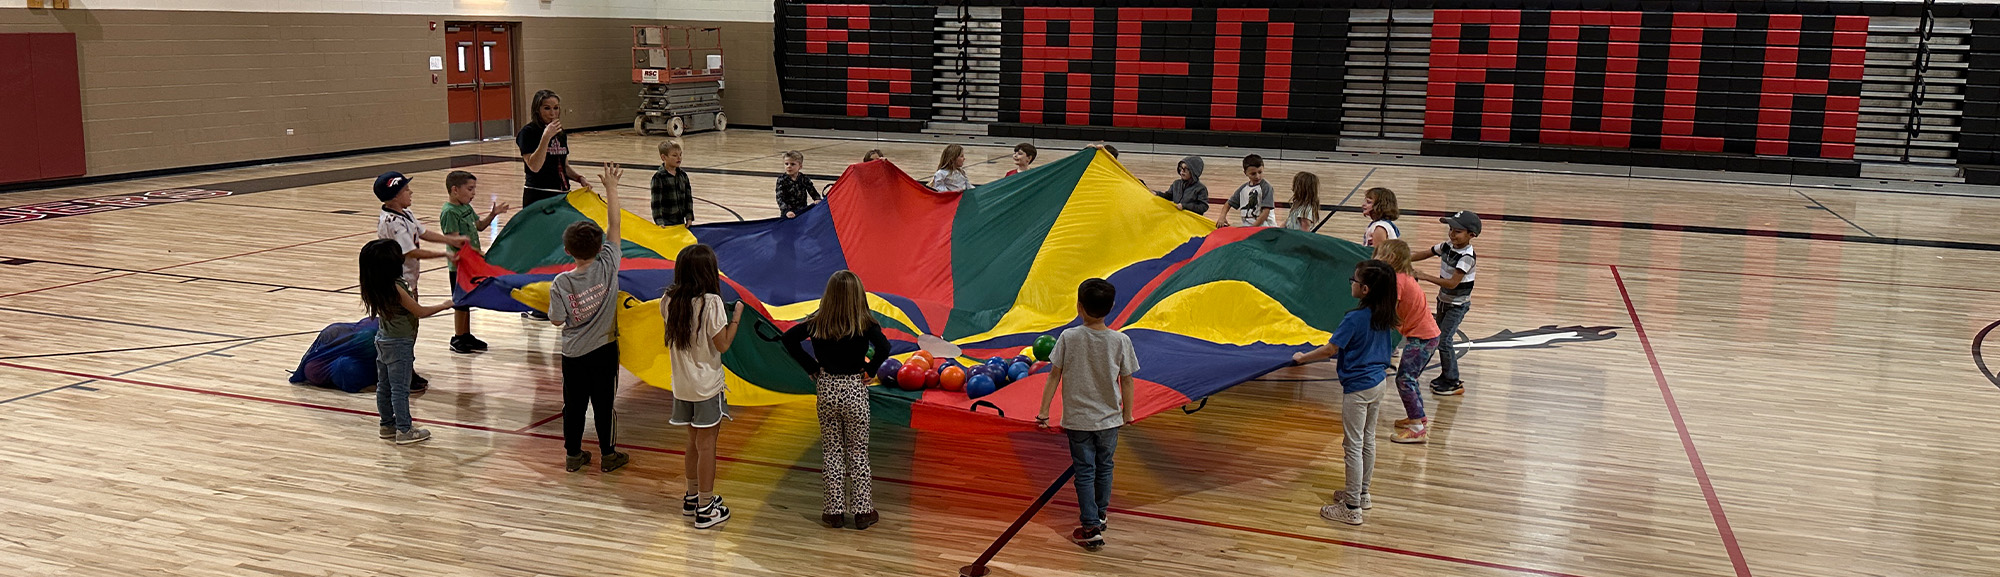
[549,164,630,474]
[1037,278,1139,550]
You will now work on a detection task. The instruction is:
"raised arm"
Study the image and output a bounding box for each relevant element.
[599,163,623,246]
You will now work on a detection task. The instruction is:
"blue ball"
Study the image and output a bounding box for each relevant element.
[987,357,1006,366]
[1008,361,1031,382]
[328,356,372,393]
[966,374,997,398]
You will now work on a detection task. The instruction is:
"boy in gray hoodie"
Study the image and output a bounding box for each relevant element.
[1157,156,1209,215]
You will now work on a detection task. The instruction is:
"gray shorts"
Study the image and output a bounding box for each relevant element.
[669,393,730,428]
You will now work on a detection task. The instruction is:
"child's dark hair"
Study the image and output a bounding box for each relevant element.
[1242,154,1264,170]
[1101,144,1119,158]
[564,221,604,260]
[863,149,885,162]
[1078,278,1116,319]
[663,244,721,349]
[1364,187,1400,221]
[1014,142,1037,162]
[359,239,407,320]
[445,171,476,190]
[1354,260,1399,331]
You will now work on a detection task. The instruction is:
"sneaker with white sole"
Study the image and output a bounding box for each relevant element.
[1321,503,1364,525]
[1069,526,1105,549]
[1391,418,1429,444]
[1333,489,1372,510]
[379,426,397,440]
[394,428,431,445]
[695,497,730,529]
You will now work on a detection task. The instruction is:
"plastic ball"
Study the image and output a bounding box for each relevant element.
[876,359,903,385]
[1032,335,1056,361]
[1031,361,1051,374]
[923,368,941,389]
[1012,355,1033,368]
[897,364,927,391]
[940,366,966,392]
[912,350,935,366]
[1008,361,1031,382]
[966,374,997,398]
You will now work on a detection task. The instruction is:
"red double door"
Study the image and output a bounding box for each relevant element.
[446,23,516,143]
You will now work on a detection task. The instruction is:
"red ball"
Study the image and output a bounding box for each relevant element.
[924,368,941,389]
[896,364,927,391]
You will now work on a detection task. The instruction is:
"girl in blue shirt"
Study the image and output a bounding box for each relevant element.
[1293,259,1399,526]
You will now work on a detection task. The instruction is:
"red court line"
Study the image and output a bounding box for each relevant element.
[1609,266,1754,577]
[0,359,1598,577]
[514,411,566,433]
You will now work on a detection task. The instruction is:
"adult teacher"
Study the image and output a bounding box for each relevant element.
[518,89,591,208]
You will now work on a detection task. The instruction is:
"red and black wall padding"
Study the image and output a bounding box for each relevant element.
[775,3,937,132]
[1958,19,2000,184]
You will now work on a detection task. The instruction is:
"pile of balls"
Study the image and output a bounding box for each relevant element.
[875,334,1058,399]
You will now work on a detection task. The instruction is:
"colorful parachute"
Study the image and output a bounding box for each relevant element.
[453,149,1369,432]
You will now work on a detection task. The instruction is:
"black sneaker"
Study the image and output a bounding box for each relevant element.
[463,334,489,351]
[1430,379,1464,396]
[1069,526,1104,549]
[600,451,630,473]
[694,497,730,529]
[683,493,699,516]
[410,372,429,393]
[565,451,592,472]
[523,310,549,321]
[449,335,477,355]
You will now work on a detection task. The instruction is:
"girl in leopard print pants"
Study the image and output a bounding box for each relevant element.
[782,271,892,530]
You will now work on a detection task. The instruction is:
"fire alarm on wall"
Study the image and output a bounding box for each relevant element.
[430,21,438,31]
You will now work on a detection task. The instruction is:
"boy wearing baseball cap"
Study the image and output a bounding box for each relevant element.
[375,171,468,389]
[1411,210,1481,396]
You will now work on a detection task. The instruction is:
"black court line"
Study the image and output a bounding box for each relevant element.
[1794,189,1876,237]
[0,256,355,294]
[0,305,242,339]
[1239,200,2000,252]
[0,339,265,406]
[1313,167,1377,234]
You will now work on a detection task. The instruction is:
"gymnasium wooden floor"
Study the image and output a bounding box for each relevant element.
[1,128,1996,577]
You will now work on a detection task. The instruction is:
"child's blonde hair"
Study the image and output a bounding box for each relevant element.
[863,149,885,162]
[812,270,878,340]
[1373,239,1413,274]
[659,140,682,156]
[1364,187,1400,221]
[1289,172,1321,224]
[783,150,805,163]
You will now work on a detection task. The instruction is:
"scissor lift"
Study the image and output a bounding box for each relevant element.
[632,25,725,137]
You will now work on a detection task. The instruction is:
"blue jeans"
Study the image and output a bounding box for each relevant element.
[1433,300,1471,382]
[374,337,416,432]
[1066,427,1119,528]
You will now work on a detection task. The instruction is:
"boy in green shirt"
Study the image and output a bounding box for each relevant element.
[441,171,511,354]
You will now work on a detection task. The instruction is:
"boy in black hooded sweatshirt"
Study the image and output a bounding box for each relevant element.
[1157,156,1209,215]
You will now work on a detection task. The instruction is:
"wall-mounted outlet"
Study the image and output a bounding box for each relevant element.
[286,128,295,135]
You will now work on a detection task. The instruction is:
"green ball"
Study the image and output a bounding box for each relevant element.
[1032,335,1056,362]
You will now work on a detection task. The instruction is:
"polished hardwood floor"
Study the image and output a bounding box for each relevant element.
[1,128,1996,577]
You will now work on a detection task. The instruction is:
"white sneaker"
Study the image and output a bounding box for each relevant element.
[1333,489,1372,510]
[1321,504,1364,525]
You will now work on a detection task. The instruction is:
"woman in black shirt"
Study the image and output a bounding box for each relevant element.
[517,90,589,207]
[782,270,891,530]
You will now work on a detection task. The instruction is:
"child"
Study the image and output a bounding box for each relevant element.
[1375,240,1442,444]
[1286,172,1322,231]
[930,144,971,192]
[1411,211,1481,396]
[862,149,886,163]
[1035,278,1139,549]
[549,164,631,474]
[1006,143,1037,177]
[1292,260,1399,525]
[1361,187,1401,248]
[1157,156,1209,215]
[651,140,694,227]
[1215,154,1276,227]
[440,171,511,354]
[663,243,745,529]
[375,171,467,389]
[781,271,892,530]
[358,239,454,445]
[776,150,822,218]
